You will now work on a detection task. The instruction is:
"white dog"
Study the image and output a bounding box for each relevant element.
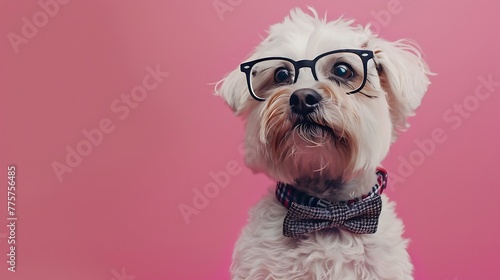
[216,8,431,280]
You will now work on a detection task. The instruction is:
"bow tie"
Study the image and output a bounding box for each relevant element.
[276,168,388,238]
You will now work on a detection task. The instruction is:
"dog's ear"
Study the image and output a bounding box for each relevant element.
[215,66,250,115]
[368,38,432,139]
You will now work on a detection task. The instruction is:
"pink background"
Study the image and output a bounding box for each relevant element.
[1,0,499,279]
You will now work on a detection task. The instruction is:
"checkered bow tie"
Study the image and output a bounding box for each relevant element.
[276,168,388,238]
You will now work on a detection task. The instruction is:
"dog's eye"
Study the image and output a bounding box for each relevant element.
[274,67,291,84]
[332,63,353,79]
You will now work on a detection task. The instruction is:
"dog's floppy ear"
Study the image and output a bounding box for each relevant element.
[215,66,250,115]
[368,38,432,139]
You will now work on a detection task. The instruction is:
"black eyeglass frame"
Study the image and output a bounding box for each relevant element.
[240,49,375,101]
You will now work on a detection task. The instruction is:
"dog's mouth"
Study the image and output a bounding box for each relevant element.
[293,119,336,138]
[290,114,349,144]
[294,121,329,132]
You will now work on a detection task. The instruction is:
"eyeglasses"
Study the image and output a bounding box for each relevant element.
[240,49,374,101]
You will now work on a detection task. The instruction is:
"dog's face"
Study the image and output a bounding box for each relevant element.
[216,8,431,186]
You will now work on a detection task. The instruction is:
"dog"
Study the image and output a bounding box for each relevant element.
[216,7,431,280]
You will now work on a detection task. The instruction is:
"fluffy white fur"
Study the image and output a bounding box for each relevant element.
[216,7,431,280]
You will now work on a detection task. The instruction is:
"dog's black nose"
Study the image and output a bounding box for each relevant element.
[289,88,322,115]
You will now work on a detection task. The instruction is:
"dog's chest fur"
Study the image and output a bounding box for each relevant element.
[230,190,413,280]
